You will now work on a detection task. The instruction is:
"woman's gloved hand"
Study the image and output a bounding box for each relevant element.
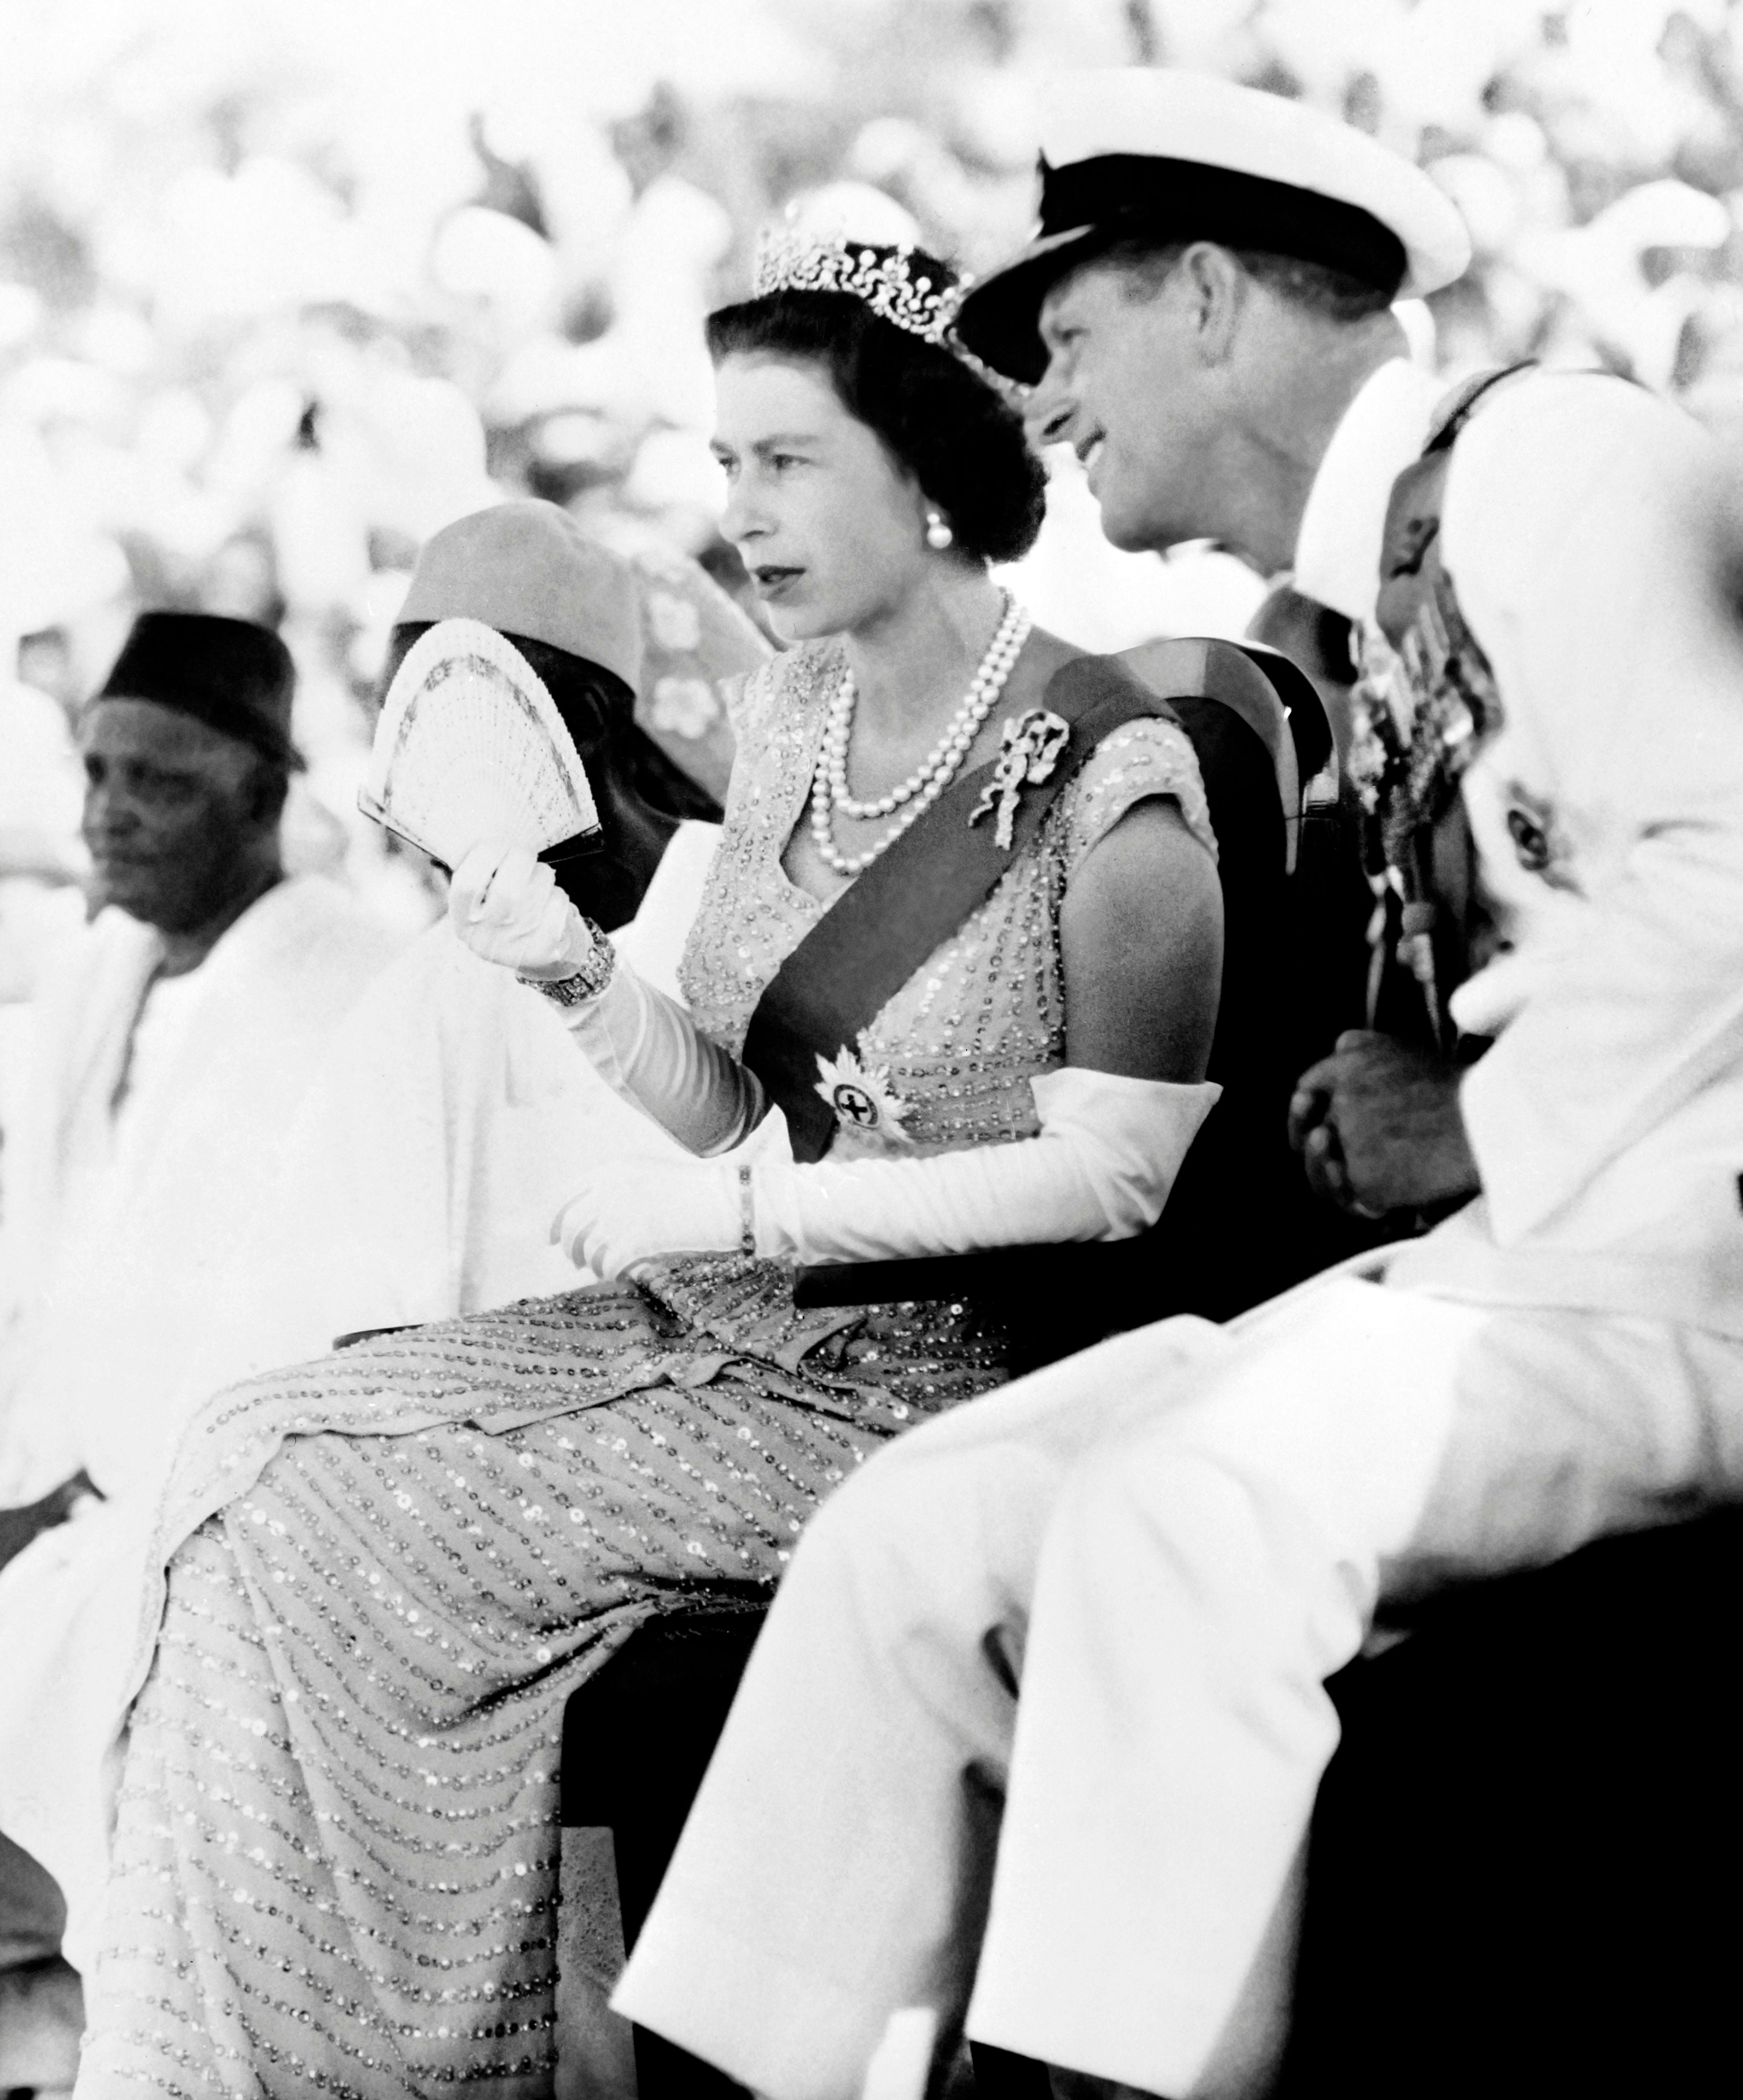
[552,1156,744,1281]
[449,840,598,981]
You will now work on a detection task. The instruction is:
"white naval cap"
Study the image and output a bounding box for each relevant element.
[957,69,1472,383]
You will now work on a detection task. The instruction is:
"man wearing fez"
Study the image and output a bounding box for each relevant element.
[0,612,397,1971]
[615,72,1743,2100]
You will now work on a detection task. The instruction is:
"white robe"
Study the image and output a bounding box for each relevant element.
[0,876,403,1498]
[178,821,718,1388]
[0,875,400,1952]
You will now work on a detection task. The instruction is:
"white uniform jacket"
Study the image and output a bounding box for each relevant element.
[1386,373,1743,1333]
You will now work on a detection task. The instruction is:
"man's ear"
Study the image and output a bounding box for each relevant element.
[245,757,291,827]
[1178,242,1245,366]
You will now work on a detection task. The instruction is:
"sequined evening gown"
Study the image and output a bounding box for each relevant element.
[76,644,1215,2099]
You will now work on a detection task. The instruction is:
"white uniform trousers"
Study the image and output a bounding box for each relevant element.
[613,1273,1743,2100]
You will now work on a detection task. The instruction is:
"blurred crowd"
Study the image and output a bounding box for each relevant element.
[4,0,1743,1090]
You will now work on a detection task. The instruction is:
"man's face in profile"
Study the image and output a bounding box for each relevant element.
[79,698,265,933]
[1026,257,1214,554]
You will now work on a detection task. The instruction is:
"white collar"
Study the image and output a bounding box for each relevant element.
[1291,357,1443,626]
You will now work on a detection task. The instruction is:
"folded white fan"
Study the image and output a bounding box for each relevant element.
[360,617,600,867]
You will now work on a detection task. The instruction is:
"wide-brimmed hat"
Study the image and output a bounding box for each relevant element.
[93,610,302,770]
[956,69,1472,384]
[392,500,643,693]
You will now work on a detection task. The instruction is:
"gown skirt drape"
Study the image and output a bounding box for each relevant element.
[76,1262,1007,2098]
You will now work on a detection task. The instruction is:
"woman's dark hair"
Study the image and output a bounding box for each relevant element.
[706,251,1047,566]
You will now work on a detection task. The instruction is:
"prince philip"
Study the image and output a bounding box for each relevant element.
[614,69,1743,2100]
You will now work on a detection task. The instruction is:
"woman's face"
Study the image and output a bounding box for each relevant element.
[711,353,930,643]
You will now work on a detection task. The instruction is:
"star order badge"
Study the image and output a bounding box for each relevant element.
[814,1045,913,1143]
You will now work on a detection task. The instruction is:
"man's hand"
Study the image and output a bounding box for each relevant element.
[1288,1030,1480,1219]
[0,1470,102,1577]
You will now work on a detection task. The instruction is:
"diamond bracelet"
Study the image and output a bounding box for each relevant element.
[517,920,615,1006]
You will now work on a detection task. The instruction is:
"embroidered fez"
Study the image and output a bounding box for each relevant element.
[392,500,643,694]
[956,69,1473,383]
[94,611,302,770]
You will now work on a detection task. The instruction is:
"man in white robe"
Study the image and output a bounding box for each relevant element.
[614,76,1743,2100]
[0,612,399,1971]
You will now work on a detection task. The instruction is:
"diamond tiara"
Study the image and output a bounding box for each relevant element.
[751,223,966,346]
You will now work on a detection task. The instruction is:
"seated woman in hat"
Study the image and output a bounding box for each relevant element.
[76,234,1227,2090]
[170,508,764,1386]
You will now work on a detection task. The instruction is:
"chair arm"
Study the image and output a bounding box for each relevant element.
[791,1243,1112,1311]
[792,1241,1159,1377]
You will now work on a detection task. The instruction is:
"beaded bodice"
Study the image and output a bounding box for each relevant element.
[678,642,1215,1161]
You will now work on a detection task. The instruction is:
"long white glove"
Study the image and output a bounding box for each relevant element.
[450,841,762,1156]
[561,965,764,1157]
[450,841,595,980]
[553,1147,749,1279]
[555,1067,1220,1279]
[750,1066,1220,1262]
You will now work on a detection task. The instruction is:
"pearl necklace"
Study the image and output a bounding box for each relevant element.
[809,593,1033,876]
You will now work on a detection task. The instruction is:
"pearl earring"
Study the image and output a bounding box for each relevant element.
[925,509,954,551]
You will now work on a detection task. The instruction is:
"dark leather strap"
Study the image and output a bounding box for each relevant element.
[742,653,1176,1160]
[1422,360,1536,453]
